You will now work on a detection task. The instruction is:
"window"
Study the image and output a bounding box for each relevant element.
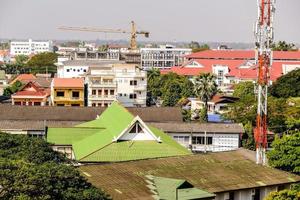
[110,90,114,95]
[72,91,80,98]
[129,94,137,99]
[33,102,41,106]
[129,123,144,134]
[173,136,189,144]
[92,90,96,95]
[57,104,65,106]
[130,80,138,86]
[92,103,96,107]
[66,69,70,72]
[119,93,123,97]
[56,91,64,97]
[192,136,213,145]
[71,104,80,107]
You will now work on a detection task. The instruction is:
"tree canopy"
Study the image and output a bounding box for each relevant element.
[194,73,218,122]
[267,131,300,175]
[147,71,194,107]
[188,41,210,53]
[27,52,58,74]
[270,69,300,98]
[0,133,110,200]
[271,41,297,51]
[3,80,23,97]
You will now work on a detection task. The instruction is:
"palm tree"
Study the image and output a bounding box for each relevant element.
[193,73,218,122]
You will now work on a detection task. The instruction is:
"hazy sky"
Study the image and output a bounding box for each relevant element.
[1,0,300,43]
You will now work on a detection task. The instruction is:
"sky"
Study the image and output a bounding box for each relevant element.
[0,0,300,43]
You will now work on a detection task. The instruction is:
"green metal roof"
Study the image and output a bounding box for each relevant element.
[47,127,103,145]
[47,101,191,162]
[147,176,215,200]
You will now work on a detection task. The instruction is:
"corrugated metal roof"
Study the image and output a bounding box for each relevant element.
[80,149,300,200]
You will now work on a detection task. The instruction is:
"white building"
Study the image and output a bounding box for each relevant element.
[0,70,7,96]
[84,63,147,107]
[10,39,53,56]
[150,122,244,152]
[141,44,192,70]
[57,60,123,78]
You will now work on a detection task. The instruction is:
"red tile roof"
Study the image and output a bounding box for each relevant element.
[12,74,36,83]
[161,58,298,81]
[53,78,84,88]
[13,82,49,97]
[186,49,300,61]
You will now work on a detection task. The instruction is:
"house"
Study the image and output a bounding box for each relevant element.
[11,81,50,106]
[149,122,244,152]
[50,78,84,106]
[0,105,183,137]
[46,102,191,161]
[79,149,300,200]
[161,50,300,92]
[190,95,239,114]
[0,70,7,95]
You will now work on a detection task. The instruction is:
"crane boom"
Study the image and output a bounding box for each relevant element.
[58,21,149,50]
[254,0,275,165]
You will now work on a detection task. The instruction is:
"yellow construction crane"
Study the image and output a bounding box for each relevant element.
[58,21,149,50]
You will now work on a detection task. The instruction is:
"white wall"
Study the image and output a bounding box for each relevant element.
[57,65,89,78]
[10,39,53,56]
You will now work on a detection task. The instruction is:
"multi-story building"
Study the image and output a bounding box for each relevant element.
[140,44,192,70]
[115,64,147,107]
[51,78,84,107]
[85,65,117,107]
[10,39,53,56]
[85,63,147,107]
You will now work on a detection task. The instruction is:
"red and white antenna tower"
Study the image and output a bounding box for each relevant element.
[254,0,276,165]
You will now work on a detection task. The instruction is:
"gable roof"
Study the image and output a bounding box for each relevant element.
[146,175,215,200]
[12,81,50,97]
[10,74,36,84]
[47,102,190,162]
[79,149,300,200]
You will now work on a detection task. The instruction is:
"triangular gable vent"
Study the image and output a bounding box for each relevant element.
[116,116,161,142]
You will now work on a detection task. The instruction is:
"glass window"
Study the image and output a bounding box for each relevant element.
[72,91,80,98]
[56,91,64,97]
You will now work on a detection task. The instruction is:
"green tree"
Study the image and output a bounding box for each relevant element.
[15,55,29,67]
[193,73,218,122]
[267,131,300,175]
[265,187,300,200]
[147,68,162,106]
[271,41,297,51]
[0,133,110,200]
[162,80,182,106]
[27,52,58,74]
[3,80,23,97]
[270,69,300,98]
[233,81,255,98]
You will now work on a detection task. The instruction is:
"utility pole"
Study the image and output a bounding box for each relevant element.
[254,0,275,165]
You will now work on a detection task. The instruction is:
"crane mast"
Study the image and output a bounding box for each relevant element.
[254,0,275,165]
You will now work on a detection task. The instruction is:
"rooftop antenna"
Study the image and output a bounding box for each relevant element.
[254,0,276,165]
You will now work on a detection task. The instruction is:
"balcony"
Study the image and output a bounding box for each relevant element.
[90,81,117,88]
[133,84,147,91]
[89,95,117,101]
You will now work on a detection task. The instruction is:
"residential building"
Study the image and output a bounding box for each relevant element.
[71,48,119,61]
[10,39,53,56]
[11,81,50,106]
[190,95,239,114]
[85,65,117,107]
[0,105,183,136]
[161,49,300,92]
[150,122,244,152]
[46,102,190,161]
[0,70,7,95]
[84,63,147,107]
[141,44,192,70]
[114,64,147,107]
[51,78,84,107]
[79,149,300,200]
